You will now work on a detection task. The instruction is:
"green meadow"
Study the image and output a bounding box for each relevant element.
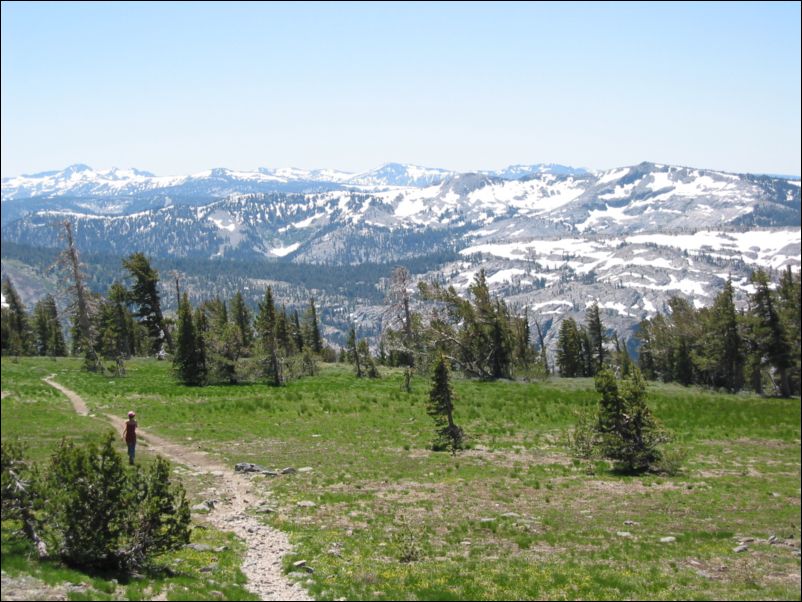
[2,356,800,600]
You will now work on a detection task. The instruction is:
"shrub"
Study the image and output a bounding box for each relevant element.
[567,407,598,460]
[43,433,190,572]
[652,445,688,476]
[427,355,464,454]
[593,368,671,473]
[1,440,47,558]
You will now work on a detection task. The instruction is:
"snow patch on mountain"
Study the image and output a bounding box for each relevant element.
[270,243,300,257]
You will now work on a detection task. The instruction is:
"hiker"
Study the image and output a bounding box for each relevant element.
[122,411,138,465]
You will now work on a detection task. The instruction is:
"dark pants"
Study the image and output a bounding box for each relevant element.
[127,442,136,464]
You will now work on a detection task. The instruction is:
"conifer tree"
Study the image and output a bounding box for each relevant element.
[427,355,463,454]
[0,307,12,356]
[202,298,240,384]
[748,269,792,396]
[96,283,135,361]
[418,270,515,379]
[358,339,379,378]
[33,294,65,357]
[579,327,594,377]
[275,305,293,355]
[776,267,801,395]
[347,324,363,378]
[291,310,304,352]
[303,298,323,353]
[618,336,633,377]
[1,276,33,355]
[556,318,582,377]
[636,319,657,380]
[594,368,667,472]
[701,279,744,392]
[229,291,253,353]
[667,297,697,386]
[585,303,605,373]
[123,252,172,354]
[193,307,208,384]
[255,287,281,386]
[174,293,203,385]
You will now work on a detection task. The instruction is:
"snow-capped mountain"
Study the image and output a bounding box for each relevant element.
[2,160,799,353]
[1,161,588,209]
[3,161,798,259]
[487,163,589,179]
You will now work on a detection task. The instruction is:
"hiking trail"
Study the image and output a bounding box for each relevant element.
[42,374,311,601]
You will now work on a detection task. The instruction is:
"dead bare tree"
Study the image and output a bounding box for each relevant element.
[55,221,102,372]
[534,319,550,375]
[381,267,416,367]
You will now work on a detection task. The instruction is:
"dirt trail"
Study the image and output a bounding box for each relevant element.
[42,375,311,601]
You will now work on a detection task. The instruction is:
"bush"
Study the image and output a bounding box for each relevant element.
[40,433,191,573]
[427,355,464,454]
[593,368,671,473]
[567,408,598,460]
[652,445,687,476]
[1,441,47,558]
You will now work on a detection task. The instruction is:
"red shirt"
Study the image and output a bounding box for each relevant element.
[124,419,137,443]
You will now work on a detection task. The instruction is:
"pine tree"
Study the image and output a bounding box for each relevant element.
[748,270,792,397]
[275,305,293,355]
[557,318,582,377]
[701,279,744,392]
[303,298,323,353]
[618,337,633,377]
[291,310,304,352]
[255,287,281,386]
[123,253,172,355]
[490,299,513,379]
[33,294,64,356]
[229,292,253,353]
[427,355,464,454]
[514,309,534,371]
[776,267,801,396]
[594,368,667,472]
[96,283,135,361]
[202,298,240,384]
[636,319,656,380]
[667,297,697,386]
[418,270,516,379]
[358,339,379,378]
[347,324,363,378]
[193,307,208,384]
[1,276,33,355]
[585,303,605,373]
[174,293,203,385]
[579,327,595,377]
[0,308,12,357]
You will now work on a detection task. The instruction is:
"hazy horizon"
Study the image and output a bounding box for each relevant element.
[2,2,800,178]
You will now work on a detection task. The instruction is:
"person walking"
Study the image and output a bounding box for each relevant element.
[122,411,138,465]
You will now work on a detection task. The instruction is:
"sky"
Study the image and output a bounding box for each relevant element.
[1,1,800,177]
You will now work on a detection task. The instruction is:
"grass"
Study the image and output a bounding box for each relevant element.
[0,357,257,601]
[2,356,800,600]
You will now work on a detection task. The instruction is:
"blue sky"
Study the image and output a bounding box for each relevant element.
[2,1,800,176]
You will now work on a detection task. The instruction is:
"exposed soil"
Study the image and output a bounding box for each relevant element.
[40,375,311,601]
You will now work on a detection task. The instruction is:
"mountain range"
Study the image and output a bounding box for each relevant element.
[2,161,800,353]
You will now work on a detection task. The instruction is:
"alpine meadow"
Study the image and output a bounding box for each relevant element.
[2,2,800,601]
